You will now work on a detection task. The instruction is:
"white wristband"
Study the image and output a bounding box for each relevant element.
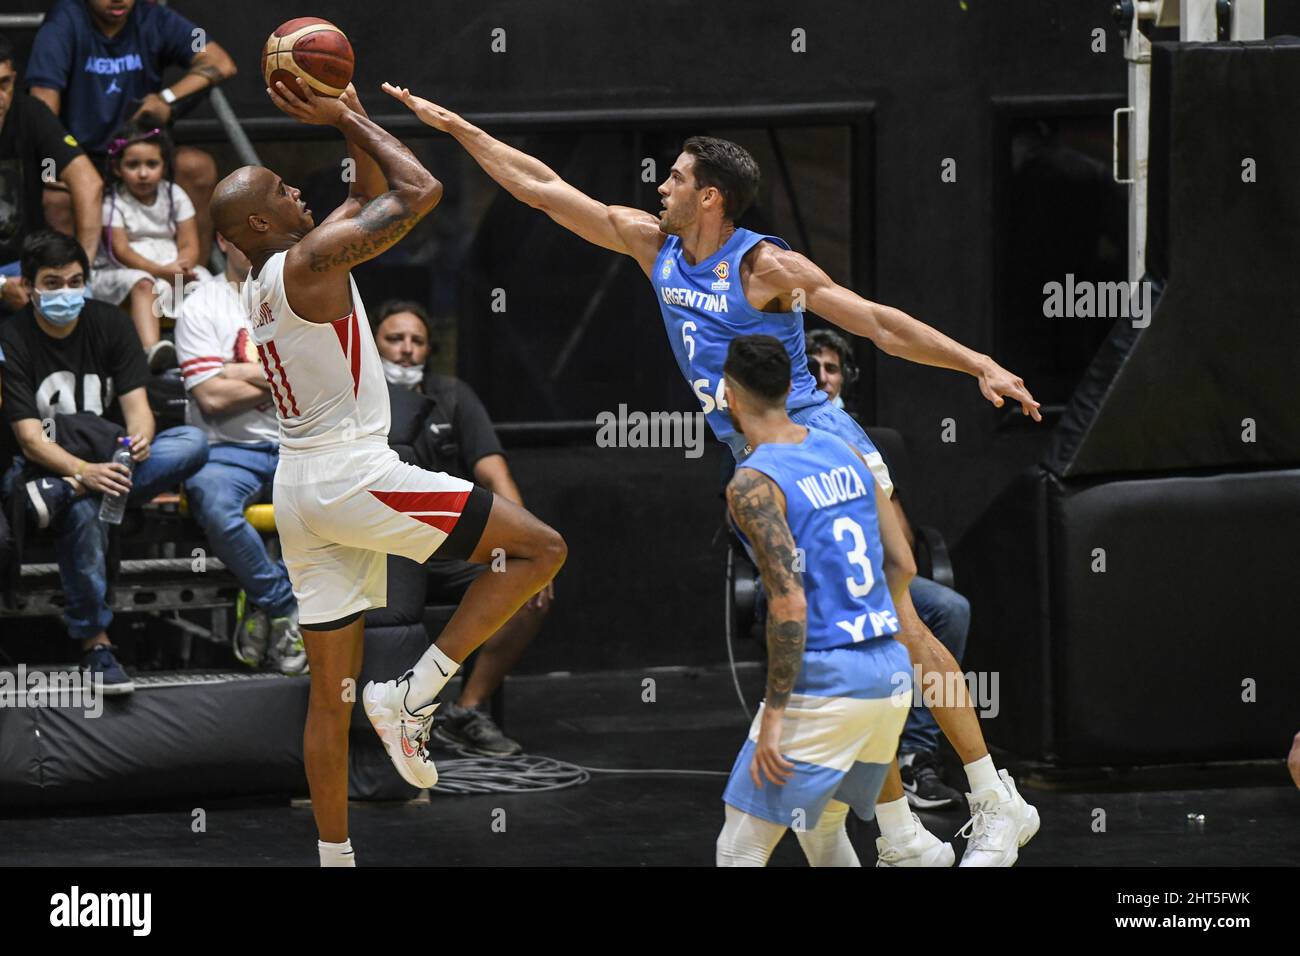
[160,88,177,105]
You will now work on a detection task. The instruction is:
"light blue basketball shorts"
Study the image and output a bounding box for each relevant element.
[722,638,912,828]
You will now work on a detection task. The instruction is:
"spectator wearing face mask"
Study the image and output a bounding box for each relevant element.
[372,299,553,757]
[0,230,208,693]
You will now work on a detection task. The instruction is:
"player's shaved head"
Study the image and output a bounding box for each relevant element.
[210,166,276,248]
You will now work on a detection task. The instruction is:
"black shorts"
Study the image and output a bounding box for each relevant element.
[426,558,488,604]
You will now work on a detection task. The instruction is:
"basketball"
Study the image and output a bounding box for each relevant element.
[261,17,354,101]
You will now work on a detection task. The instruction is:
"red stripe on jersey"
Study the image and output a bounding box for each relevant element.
[256,343,289,417]
[331,310,361,399]
[368,489,469,534]
[349,311,362,399]
[180,355,223,368]
[181,363,222,378]
[266,340,301,417]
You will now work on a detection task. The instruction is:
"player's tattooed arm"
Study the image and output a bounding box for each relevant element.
[302,193,419,273]
[274,77,441,217]
[728,468,807,709]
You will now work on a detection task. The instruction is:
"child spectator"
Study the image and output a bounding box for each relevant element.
[89,118,208,370]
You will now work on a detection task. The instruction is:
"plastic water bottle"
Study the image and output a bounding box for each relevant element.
[97,437,135,525]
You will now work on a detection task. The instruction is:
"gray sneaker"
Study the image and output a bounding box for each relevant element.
[269,612,308,675]
[233,591,270,667]
[434,701,522,756]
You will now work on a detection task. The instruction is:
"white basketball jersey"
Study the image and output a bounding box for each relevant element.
[242,250,390,452]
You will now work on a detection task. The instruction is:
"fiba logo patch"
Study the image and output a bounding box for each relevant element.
[661,259,672,280]
[711,259,730,292]
[254,302,275,329]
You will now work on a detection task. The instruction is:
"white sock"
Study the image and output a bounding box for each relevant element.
[963,754,1008,800]
[318,839,355,867]
[406,643,460,711]
[874,796,915,844]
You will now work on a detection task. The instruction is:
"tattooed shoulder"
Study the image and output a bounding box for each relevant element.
[727,467,802,598]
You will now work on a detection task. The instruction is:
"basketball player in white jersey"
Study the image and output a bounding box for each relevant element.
[210,79,566,867]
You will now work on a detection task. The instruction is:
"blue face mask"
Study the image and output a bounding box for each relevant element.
[37,288,87,326]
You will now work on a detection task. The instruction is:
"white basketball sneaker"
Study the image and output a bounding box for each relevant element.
[875,814,957,867]
[363,673,439,789]
[957,770,1041,867]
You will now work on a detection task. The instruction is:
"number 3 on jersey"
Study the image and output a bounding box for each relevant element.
[832,515,875,597]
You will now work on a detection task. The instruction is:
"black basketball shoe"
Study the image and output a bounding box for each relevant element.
[900,750,964,811]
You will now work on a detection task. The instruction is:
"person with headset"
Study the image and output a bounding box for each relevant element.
[807,328,971,812]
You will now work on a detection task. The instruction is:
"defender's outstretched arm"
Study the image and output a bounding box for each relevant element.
[752,246,1042,420]
[383,83,664,274]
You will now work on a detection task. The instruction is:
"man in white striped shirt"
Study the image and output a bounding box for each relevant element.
[176,232,303,673]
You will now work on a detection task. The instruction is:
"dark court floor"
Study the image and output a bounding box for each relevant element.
[0,664,1296,866]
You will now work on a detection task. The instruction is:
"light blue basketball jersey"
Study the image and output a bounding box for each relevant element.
[737,428,900,650]
[650,228,827,446]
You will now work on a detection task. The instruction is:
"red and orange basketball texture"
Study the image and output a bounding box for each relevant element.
[261,17,355,100]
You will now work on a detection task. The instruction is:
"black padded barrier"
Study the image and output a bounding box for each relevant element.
[1046,39,1300,479]
[956,466,1300,765]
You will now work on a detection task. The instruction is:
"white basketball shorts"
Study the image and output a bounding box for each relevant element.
[273,437,493,627]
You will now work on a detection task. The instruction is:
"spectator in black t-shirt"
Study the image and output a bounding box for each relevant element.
[374,299,552,756]
[0,34,103,313]
[0,231,208,693]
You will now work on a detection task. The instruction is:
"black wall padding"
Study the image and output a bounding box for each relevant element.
[507,443,735,671]
[0,673,309,810]
[0,624,434,808]
[957,466,1300,765]
[1045,39,1300,479]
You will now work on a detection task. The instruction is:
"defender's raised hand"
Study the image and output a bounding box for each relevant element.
[381,82,458,132]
